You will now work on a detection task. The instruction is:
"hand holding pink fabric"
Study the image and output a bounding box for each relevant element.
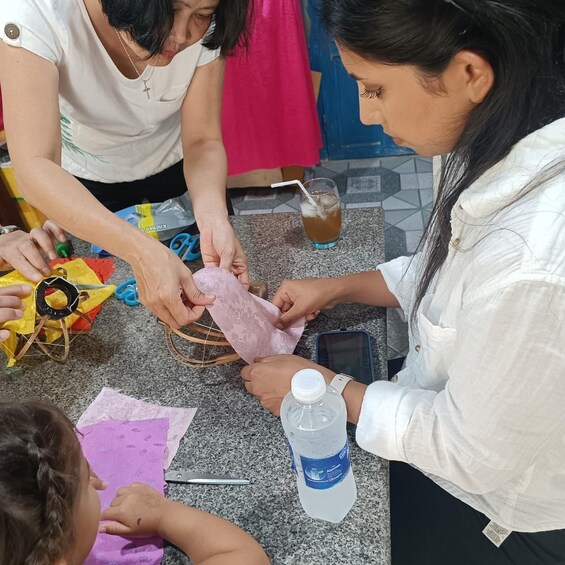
[192,267,305,363]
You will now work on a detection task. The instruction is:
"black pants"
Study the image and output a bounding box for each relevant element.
[390,460,565,564]
[76,160,234,216]
[386,357,565,564]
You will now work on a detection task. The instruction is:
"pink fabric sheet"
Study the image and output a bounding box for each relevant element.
[221,0,322,175]
[193,266,305,363]
[79,419,168,565]
[77,387,196,468]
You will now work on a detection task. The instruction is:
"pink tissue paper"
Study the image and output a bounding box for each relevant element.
[77,387,196,468]
[193,266,305,363]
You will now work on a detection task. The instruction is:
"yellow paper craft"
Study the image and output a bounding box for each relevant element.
[0,271,37,334]
[0,259,115,366]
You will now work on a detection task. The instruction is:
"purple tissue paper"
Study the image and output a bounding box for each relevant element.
[79,418,169,565]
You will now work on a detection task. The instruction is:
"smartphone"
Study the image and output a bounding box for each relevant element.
[316,329,376,385]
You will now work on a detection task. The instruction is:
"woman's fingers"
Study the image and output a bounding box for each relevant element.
[272,285,291,310]
[178,275,214,326]
[235,266,250,286]
[130,244,218,328]
[3,236,51,280]
[277,305,310,329]
[42,219,67,242]
[200,221,250,286]
[29,226,58,260]
[218,248,236,271]
[272,280,325,328]
[142,279,213,328]
[305,310,321,323]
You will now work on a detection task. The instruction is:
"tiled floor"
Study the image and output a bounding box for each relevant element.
[229,155,434,360]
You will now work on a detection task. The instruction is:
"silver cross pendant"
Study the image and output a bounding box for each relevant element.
[142,80,151,100]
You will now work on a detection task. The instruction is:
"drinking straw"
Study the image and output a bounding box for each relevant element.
[271,180,319,209]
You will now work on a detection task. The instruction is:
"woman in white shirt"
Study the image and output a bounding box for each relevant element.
[242,0,565,563]
[0,0,249,328]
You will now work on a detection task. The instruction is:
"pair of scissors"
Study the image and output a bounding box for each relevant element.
[114,278,140,306]
[169,233,201,262]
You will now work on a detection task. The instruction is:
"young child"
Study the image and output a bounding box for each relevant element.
[0,401,269,565]
[242,1,565,564]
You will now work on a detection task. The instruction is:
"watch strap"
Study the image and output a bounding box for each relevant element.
[0,225,20,235]
[329,373,355,395]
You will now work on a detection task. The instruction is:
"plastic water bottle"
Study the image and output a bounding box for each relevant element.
[281,368,357,523]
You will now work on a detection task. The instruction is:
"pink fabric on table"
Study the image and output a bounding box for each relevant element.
[221,0,322,175]
[193,266,305,364]
[77,388,196,468]
[79,419,168,565]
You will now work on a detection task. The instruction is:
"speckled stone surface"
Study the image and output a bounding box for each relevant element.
[0,209,390,565]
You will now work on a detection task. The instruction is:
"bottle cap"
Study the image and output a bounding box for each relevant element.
[291,369,326,404]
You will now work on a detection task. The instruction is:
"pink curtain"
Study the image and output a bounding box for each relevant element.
[222,0,322,176]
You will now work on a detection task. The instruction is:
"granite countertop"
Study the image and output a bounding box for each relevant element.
[0,209,390,564]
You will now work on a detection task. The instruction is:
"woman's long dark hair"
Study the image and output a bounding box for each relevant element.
[102,0,250,57]
[320,0,565,318]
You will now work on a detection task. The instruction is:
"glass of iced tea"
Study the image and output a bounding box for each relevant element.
[300,178,342,249]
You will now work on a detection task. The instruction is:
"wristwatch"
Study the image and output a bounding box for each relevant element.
[0,225,20,235]
[329,373,355,395]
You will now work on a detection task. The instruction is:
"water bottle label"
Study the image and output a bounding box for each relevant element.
[299,441,351,490]
[287,442,297,475]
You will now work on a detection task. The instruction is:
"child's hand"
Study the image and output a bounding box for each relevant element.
[89,467,108,491]
[99,482,168,538]
[101,482,270,564]
[0,284,33,342]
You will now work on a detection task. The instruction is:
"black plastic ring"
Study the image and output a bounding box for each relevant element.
[35,277,80,319]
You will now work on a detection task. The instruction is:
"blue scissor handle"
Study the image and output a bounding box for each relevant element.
[169,233,201,262]
[114,277,140,307]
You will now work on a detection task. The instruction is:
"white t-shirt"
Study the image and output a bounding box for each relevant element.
[0,0,220,182]
[358,117,565,532]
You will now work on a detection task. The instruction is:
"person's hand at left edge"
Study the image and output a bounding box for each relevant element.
[0,220,67,281]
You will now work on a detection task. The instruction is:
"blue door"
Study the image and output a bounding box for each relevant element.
[308,0,414,160]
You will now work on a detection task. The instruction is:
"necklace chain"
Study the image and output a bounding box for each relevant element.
[115,30,155,100]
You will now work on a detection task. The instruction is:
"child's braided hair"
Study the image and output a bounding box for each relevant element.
[0,401,83,564]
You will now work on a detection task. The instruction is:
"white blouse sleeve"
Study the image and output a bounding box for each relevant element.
[0,0,63,64]
[377,252,422,317]
[356,278,565,494]
[196,21,221,67]
[196,45,221,67]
